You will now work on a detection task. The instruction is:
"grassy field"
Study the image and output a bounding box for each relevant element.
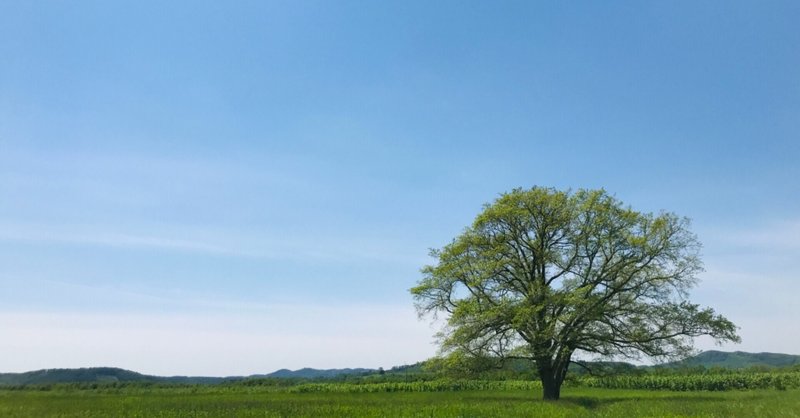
[1,386,798,417]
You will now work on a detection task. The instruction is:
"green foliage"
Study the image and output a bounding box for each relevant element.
[288,379,543,393]
[412,187,740,399]
[582,371,800,391]
[422,352,517,379]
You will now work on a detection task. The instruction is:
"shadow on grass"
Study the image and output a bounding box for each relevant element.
[560,394,732,410]
[462,391,760,411]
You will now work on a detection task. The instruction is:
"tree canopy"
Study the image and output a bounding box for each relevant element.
[411,187,739,400]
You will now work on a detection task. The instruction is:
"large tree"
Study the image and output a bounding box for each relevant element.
[411,187,739,400]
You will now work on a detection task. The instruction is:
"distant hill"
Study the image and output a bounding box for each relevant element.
[0,367,156,386]
[3,351,799,386]
[664,351,800,369]
[386,362,426,374]
[0,367,234,386]
[0,367,377,386]
[262,368,375,379]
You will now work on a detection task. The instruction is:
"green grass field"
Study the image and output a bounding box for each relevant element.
[1,386,798,417]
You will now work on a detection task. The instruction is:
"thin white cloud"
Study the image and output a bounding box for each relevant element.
[0,222,427,264]
[0,226,238,256]
[702,219,800,254]
[691,218,800,354]
[0,307,437,376]
[7,277,289,313]
[693,317,800,356]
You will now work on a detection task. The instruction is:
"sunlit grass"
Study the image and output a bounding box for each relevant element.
[1,386,798,417]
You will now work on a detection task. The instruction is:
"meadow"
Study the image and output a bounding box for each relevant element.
[1,375,799,417]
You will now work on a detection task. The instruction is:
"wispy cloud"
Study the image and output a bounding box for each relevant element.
[700,218,799,282]
[0,222,427,264]
[702,219,800,254]
[690,218,800,352]
[0,307,436,376]
[0,226,238,256]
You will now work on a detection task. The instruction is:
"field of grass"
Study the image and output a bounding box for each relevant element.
[1,386,799,417]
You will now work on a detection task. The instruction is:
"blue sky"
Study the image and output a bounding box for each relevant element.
[1,1,799,375]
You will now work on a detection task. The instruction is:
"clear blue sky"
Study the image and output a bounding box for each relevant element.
[1,1,798,375]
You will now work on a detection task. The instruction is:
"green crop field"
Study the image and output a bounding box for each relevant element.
[1,384,799,417]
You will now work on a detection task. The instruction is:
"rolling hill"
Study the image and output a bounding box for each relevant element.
[262,368,375,379]
[664,350,800,369]
[2,351,798,386]
[0,367,374,386]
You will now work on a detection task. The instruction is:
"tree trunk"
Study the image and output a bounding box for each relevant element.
[542,377,561,400]
[538,361,565,400]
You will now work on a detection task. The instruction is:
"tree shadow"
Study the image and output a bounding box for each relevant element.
[465,392,748,411]
[559,394,731,410]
